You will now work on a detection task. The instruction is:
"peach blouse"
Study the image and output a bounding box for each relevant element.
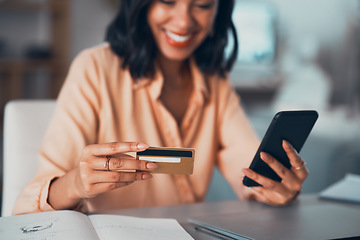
[13,43,259,215]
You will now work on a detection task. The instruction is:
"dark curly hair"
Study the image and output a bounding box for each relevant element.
[105,0,238,79]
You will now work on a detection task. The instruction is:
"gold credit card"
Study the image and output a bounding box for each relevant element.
[136,147,195,175]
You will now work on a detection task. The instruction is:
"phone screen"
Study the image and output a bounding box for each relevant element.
[243,110,318,187]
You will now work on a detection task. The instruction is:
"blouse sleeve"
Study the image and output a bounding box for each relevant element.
[215,79,260,198]
[12,49,102,215]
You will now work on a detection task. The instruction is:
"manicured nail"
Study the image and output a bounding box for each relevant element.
[242,168,254,177]
[283,140,292,148]
[260,152,271,163]
[146,162,158,169]
[137,143,149,150]
[142,173,153,180]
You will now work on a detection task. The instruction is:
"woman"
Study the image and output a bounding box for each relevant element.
[13,0,308,214]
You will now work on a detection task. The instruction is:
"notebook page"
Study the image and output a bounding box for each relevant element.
[319,173,360,203]
[89,214,194,240]
[0,210,99,240]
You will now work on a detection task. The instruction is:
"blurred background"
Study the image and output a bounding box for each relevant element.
[0,0,360,204]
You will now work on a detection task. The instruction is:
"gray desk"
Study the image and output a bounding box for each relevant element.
[103,195,360,239]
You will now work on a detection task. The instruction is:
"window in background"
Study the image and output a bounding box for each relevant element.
[234,0,277,63]
[229,0,280,87]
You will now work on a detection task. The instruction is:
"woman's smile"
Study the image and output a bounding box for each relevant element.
[147,0,218,61]
[164,30,195,48]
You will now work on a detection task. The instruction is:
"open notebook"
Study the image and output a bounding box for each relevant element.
[189,203,360,240]
[0,210,193,240]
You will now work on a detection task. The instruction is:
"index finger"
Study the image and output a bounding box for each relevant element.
[87,142,149,156]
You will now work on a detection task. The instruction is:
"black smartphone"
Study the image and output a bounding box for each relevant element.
[243,110,319,187]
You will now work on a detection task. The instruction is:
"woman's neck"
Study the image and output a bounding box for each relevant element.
[157,55,189,87]
[157,55,193,127]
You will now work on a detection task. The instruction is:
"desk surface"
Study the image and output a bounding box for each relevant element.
[102,195,360,239]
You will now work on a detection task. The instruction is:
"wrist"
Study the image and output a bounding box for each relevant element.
[48,170,82,210]
[67,168,84,205]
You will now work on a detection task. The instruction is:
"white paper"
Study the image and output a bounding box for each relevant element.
[89,214,194,240]
[0,210,99,240]
[0,210,194,240]
[319,173,360,203]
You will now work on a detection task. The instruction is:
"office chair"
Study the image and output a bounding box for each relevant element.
[1,99,56,217]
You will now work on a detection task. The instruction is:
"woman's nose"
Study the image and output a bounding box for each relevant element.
[173,5,194,29]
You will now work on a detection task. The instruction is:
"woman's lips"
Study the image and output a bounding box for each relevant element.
[164,30,195,48]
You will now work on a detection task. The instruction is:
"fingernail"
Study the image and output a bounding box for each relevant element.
[242,168,253,177]
[283,140,292,148]
[260,152,270,163]
[137,143,149,150]
[146,162,158,169]
[142,173,153,180]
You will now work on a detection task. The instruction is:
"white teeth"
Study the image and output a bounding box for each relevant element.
[165,30,192,43]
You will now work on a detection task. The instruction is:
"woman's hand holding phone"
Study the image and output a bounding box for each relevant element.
[242,140,309,206]
[241,110,318,206]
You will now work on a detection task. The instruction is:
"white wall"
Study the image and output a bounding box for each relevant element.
[266,0,360,106]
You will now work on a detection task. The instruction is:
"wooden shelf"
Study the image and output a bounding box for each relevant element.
[0,59,54,70]
[0,1,48,11]
[0,0,70,127]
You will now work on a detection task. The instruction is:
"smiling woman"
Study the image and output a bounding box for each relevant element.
[105,0,238,79]
[13,0,309,215]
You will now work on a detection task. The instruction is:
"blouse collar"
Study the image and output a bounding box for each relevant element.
[133,58,209,103]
